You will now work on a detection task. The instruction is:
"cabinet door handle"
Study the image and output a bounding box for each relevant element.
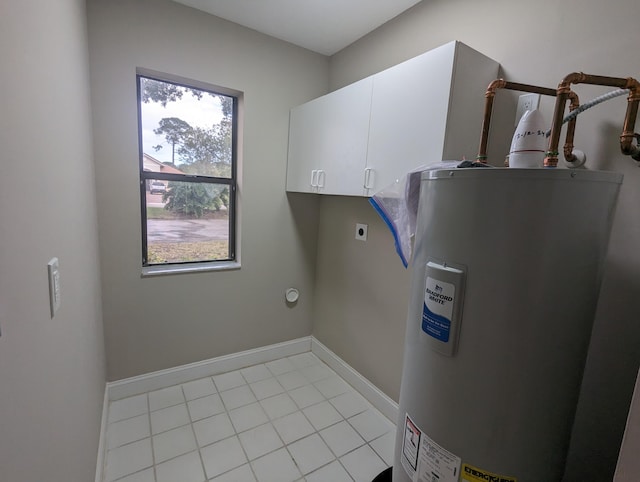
[318,170,326,188]
[310,169,318,188]
[364,168,375,189]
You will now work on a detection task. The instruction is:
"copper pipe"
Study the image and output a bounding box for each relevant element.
[621,89,640,159]
[563,91,580,163]
[477,80,557,163]
[545,73,640,167]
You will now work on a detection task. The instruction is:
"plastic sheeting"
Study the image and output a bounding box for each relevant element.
[369,161,491,267]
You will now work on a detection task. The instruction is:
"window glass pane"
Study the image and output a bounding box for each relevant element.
[146,180,231,264]
[139,77,233,179]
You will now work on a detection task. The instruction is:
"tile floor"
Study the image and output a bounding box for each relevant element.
[103,352,396,482]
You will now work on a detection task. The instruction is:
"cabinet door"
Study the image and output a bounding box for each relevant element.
[365,42,456,195]
[286,77,373,195]
[318,77,373,195]
[287,99,323,193]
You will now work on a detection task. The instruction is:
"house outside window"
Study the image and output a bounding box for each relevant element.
[137,73,238,270]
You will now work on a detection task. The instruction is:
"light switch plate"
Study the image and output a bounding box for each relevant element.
[48,258,61,317]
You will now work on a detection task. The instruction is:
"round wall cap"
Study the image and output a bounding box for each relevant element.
[285,288,299,303]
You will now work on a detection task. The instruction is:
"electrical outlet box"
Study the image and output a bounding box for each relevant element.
[355,223,368,241]
[48,258,61,317]
[515,93,541,126]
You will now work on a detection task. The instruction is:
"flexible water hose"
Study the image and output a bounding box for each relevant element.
[546,88,630,136]
[542,88,632,167]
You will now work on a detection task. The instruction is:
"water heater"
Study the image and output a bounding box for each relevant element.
[393,168,622,482]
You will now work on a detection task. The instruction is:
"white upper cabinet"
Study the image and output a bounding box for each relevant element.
[286,41,499,196]
[286,78,373,195]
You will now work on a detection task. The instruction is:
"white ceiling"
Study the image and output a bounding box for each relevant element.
[173,0,422,56]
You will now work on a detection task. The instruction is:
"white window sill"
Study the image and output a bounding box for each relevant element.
[142,260,241,277]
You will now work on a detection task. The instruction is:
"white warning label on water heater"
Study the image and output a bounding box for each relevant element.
[422,276,456,343]
[401,415,421,476]
[401,414,461,482]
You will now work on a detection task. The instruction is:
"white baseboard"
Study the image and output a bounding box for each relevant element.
[107,337,312,401]
[311,336,398,423]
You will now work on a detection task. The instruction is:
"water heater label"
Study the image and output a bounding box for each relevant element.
[461,463,517,482]
[401,415,421,474]
[422,276,455,342]
[401,414,461,482]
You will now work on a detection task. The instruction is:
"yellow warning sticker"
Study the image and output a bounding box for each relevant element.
[461,463,517,482]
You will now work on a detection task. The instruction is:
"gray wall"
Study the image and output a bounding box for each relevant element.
[314,196,410,399]
[0,1,106,481]
[315,0,640,480]
[87,0,327,380]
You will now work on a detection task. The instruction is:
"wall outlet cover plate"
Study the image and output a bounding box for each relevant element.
[355,223,368,241]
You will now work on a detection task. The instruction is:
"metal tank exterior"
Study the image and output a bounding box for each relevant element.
[393,168,622,482]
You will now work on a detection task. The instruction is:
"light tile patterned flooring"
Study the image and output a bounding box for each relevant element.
[103,352,396,482]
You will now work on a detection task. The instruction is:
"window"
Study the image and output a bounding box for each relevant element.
[137,73,238,269]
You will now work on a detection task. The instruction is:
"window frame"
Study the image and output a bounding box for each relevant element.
[136,72,239,273]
